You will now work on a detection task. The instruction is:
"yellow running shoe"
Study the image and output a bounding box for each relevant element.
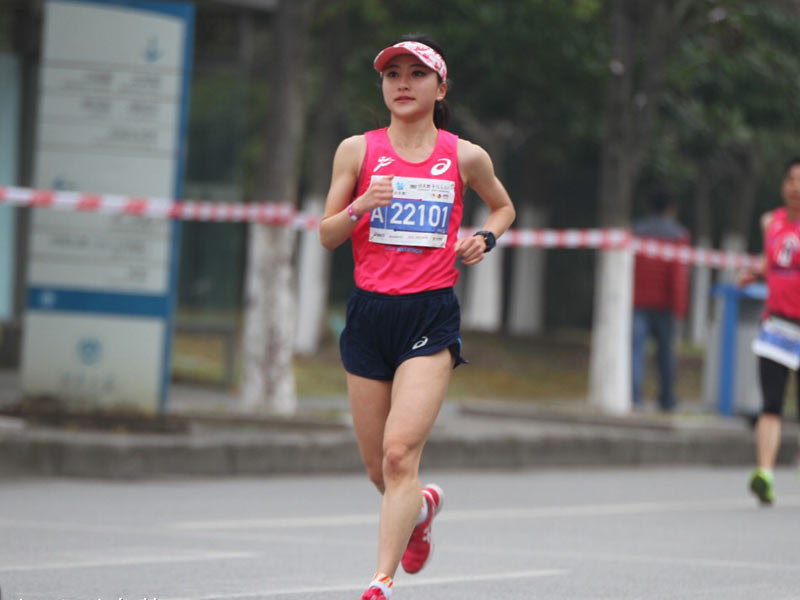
[749,468,775,505]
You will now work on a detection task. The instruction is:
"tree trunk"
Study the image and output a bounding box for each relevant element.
[728,151,762,241]
[243,226,296,413]
[588,247,635,414]
[588,0,637,413]
[456,115,520,333]
[507,149,549,336]
[689,173,712,344]
[241,0,309,414]
[721,150,762,283]
[463,203,503,331]
[590,110,635,412]
[294,197,329,356]
[589,0,693,413]
[507,202,548,335]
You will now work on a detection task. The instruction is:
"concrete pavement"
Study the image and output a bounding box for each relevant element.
[0,375,797,478]
[5,468,800,600]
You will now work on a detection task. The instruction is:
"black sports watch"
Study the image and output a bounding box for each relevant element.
[474,230,496,253]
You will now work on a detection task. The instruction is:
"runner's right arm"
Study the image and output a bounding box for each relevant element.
[320,136,393,250]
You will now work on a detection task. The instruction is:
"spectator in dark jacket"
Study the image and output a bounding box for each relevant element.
[632,189,690,412]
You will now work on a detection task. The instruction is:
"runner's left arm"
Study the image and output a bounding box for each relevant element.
[454,140,516,266]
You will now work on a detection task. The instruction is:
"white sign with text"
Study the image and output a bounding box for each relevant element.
[21,0,193,411]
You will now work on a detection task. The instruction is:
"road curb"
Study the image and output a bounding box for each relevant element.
[1,420,795,478]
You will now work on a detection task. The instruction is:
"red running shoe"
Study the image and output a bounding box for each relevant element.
[401,483,445,574]
[360,587,388,600]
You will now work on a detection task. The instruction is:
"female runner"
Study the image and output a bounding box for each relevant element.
[320,34,515,599]
[741,157,800,505]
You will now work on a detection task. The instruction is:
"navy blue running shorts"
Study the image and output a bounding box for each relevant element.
[339,286,467,381]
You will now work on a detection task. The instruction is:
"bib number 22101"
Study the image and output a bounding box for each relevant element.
[369,176,455,248]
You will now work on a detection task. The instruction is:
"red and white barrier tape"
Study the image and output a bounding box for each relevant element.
[0,186,319,229]
[0,186,758,269]
[491,227,632,250]
[631,237,759,270]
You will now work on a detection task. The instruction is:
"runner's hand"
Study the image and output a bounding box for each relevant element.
[352,176,393,217]
[455,235,486,266]
[737,268,758,288]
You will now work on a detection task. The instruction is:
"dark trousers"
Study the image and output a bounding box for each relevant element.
[632,309,676,411]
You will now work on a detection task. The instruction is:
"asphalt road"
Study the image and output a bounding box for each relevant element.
[2,467,800,600]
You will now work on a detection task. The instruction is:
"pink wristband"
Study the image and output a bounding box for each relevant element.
[347,202,360,222]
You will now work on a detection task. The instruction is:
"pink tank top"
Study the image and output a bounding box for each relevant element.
[765,207,800,320]
[350,128,465,295]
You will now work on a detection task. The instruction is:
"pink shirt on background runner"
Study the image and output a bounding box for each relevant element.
[350,128,465,295]
[764,207,800,321]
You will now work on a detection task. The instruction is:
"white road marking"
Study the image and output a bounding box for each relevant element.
[0,550,256,573]
[170,495,800,530]
[542,550,800,573]
[172,513,378,530]
[0,518,141,534]
[441,495,800,520]
[165,568,569,600]
[172,513,377,530]
[442,545,800,573]
[0,517,376,548]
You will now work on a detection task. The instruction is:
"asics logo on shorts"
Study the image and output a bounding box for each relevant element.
[412,336,429,350]
[430,158,451,176]
[374,156,395,172]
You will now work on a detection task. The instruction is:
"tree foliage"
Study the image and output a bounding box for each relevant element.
[182,0,800,325]
[650,0,800,241]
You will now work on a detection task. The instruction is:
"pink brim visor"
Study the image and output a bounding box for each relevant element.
[373,41,447,81]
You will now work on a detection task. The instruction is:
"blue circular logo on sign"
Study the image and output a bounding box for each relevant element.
[77,338,102,365]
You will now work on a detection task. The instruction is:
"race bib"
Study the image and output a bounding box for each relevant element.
[368,176,455,248]
[752,316,800,370]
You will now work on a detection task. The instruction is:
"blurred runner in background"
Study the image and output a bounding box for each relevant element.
[741,157,800,505]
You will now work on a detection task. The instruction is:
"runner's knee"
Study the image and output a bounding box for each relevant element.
[382,442,418,482]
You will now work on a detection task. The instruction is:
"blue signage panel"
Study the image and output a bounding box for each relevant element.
[21,0,194,412]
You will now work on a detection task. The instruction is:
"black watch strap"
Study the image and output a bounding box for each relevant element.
[474,230,496,253]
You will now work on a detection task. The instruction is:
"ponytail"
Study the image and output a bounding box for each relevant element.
[434,99,449,129]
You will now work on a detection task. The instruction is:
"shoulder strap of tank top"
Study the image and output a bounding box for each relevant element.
[436,129,459,155]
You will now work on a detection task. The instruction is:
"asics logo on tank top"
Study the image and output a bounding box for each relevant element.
[373,156,394,172]
[430,158,451,176]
